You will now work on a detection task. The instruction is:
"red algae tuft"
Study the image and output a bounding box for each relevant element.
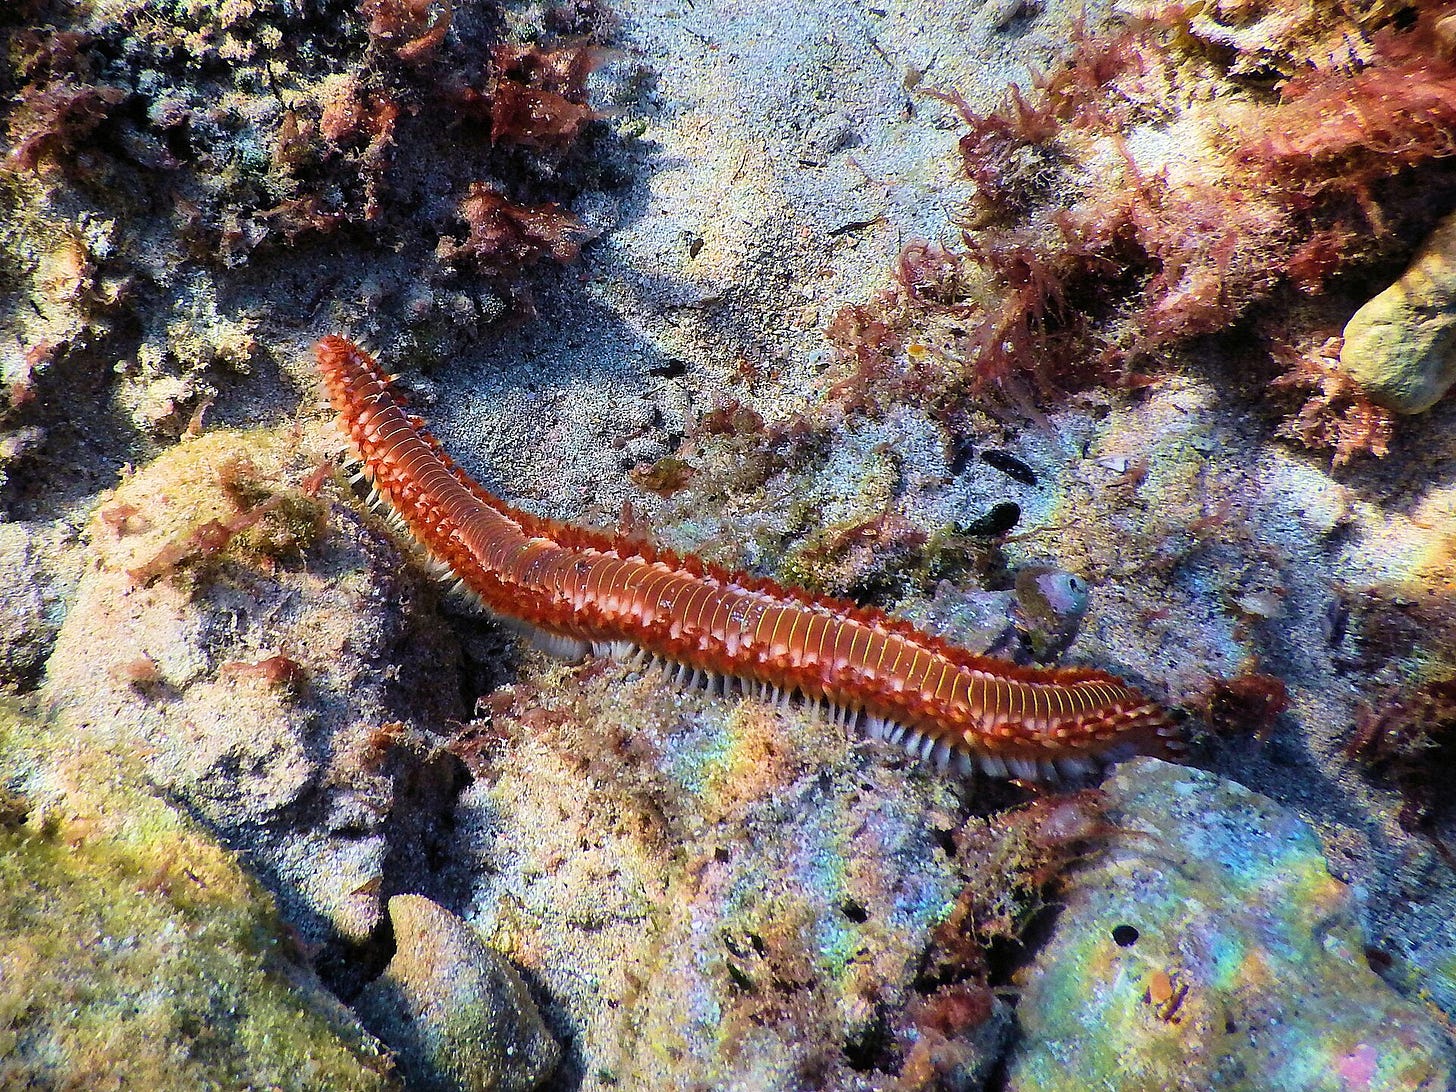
[823,0,1456,452]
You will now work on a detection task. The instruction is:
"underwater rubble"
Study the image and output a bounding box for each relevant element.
[1,0,1456,1089]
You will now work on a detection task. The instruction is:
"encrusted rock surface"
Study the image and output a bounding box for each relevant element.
[0,701,396,1090]
[448,662,970,1088]
[1009,758,1456,1092]
[0,520,75,691]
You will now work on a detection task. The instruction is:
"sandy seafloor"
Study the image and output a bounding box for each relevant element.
[5,0,1456,1088]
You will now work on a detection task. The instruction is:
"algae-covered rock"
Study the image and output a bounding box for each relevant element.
[1009,757,1456,1092]
[1341,211,1456,414]
[43,426,465,958]
[0,700,396,1090]
[356,894,560,1092]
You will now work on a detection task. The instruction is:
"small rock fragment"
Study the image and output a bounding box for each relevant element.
[1011,563,1089,659]
[0,521,75,691]
[1340,211,1456,413]
[356,894,560,1092]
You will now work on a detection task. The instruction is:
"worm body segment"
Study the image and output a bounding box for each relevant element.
[316,335,1177,780]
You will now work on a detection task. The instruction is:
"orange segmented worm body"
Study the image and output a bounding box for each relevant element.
[316,335,1177,781]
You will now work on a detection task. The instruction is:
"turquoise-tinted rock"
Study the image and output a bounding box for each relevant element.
[1009,758,1456,1092]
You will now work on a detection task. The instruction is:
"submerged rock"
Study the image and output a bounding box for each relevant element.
[452,665,969,1089]
[356,895,560,1092]
[1341,211,1456,414]
[0,701,395,1089]
[42,428,465,968]
[0,520,75,691]
[1009,758,1456,1092]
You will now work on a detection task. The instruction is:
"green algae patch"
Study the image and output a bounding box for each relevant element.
[0,701,396,1090]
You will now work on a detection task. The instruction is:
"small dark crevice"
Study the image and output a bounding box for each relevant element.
[842,1005,898,1073]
